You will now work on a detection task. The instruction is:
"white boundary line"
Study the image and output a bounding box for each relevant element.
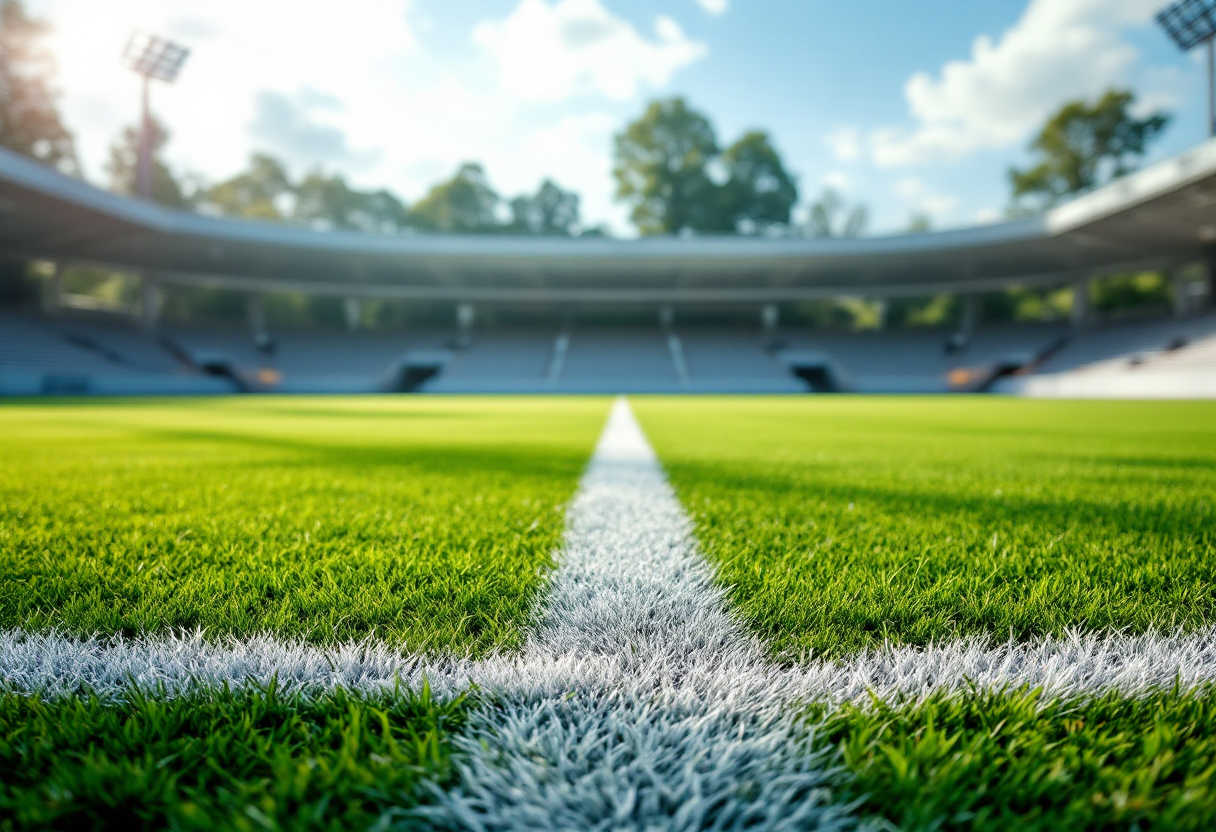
[3,399,1216,827]
[5,623,1213,705]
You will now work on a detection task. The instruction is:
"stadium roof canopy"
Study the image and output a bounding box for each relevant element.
[1,139,1215,304]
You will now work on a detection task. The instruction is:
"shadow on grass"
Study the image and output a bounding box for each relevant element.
[666,458,1215,542]
[131,425,595,482]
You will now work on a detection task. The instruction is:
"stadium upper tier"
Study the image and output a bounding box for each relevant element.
[1,139,1215,302]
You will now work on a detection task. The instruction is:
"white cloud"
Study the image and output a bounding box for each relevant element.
[694,0,729,16]
[472,0,707,103]
[893,176,922,200]
[41,0,418,183]
[249,90,381,170]
[975,207,1001,224]
[503,113,626,230]
[824,127,862,162]
[894,176,958,219]
[822,171,851,191]
[870,0,1163,167]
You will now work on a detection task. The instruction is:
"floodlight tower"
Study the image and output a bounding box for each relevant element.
[122,32,189,200]
[1157,0,1216,138]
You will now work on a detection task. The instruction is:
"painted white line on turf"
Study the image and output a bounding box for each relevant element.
[4,399,1216,827]
[5,624,1214,705]
[414,397,855,829]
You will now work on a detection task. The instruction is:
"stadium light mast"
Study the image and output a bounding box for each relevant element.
[1157,0,1216,138]
[122,32,190,200]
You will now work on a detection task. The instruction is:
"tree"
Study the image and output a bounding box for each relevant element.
[105,116,191,207]
[205,153,293,220]
[907,211,932,233]
[613,98,720,236]
[614,99,802,236]
[409,163,502,233]
[509,179,580,235]
[806,188,867,238]
[718,131,798,235]
[1010,90,1168,209]
[293,170,409,233]
[0,0,76,172]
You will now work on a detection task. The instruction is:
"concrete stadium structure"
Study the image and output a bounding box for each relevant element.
[1,139,1215,396]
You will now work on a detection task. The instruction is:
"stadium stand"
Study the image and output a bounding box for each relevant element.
[557,327,679,393]
[997,311,1216,398]
[3,305,1214,396]
[0,311,234,394]
[677,328,803,393]
[771,324,1067,393]
[162,324,452,392]
[1,137,1214,397]
[428,327,559,393]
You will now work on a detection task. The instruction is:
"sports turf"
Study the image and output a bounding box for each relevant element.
[815,686,1216,831]
[633,397,1216,659]
[0,683,468,831]
[0,397,608,654]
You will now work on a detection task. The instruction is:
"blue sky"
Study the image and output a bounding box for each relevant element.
[32,0,1211,234]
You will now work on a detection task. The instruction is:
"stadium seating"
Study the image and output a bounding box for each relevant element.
[428,327,559,393]
[677,329,804,393]
[2,307,1213,397]
[774,324,1068,392]
[0,311,233,394]
[999,311,1216,398]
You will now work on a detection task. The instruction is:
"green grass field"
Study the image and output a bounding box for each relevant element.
[3,395,1215,830]
[814,685,1216,832]
[635,397,1216,659]
[0,396,612,828]
[0,397,608,654]
[0,684,468,831]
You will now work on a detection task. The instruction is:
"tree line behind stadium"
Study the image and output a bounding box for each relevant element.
[0,0,1185,328]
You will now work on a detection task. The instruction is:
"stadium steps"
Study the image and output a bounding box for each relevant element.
[0,312,235,394]
[679,329,804,393]
[426,327,559,393]
[998,312,1216,397]
[775,325,1068,393]
[1035,313,1216,374]
[555,326,678,393]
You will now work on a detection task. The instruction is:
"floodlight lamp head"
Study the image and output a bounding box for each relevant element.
[123,31,190,83]
[1156,0,1216,51]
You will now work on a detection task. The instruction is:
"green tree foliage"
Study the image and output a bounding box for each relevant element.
[509,179,580,235]
[204,155,586,238]
[806,188,868,238]
[409,162,502,233]
[906,211,932,233]
[293,170,408,233]
[1010,90,1169,209]
[204,154,408,233]
[105,116,192,208]
[980,285,1073,323]
[886,294,957,328]
[204,153,292,220]
[613,98,721,235]
[718,131,798,234]
[0,0,76,172]
[1089,271,1172,315]
[614,100,799,236]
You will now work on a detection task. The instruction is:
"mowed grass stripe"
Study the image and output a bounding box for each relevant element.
[0,396,609,654]
[0,685,469,831]
[633,397,1216,659]
[817,686,1216,831]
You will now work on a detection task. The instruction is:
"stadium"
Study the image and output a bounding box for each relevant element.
[2,136,1216,397]
[2,0,1216,829]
